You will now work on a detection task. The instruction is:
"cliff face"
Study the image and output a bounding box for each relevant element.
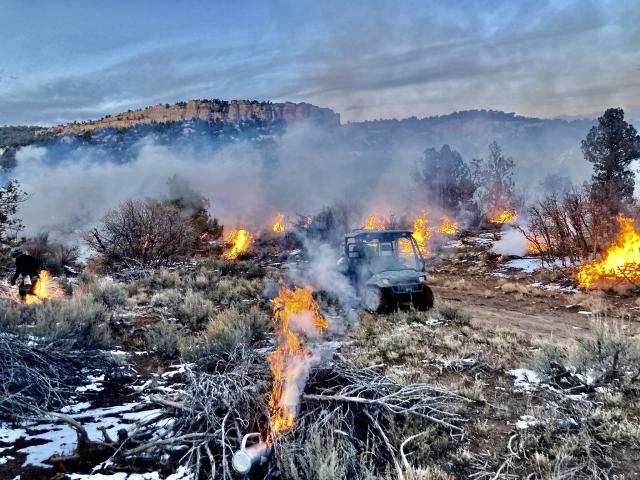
[42,100,340,135]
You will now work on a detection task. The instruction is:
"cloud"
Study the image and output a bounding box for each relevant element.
[0,0,638,125]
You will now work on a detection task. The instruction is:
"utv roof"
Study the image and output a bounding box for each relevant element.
[346,229,413,239]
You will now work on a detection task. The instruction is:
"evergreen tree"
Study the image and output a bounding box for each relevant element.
[582,108,640,210]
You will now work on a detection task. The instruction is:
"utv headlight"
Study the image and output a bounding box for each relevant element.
[381,278,390,286]
[418,275,426,283]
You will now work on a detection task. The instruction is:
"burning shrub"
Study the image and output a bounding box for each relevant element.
[23,232,80,275]
[471,141,522,223]
[521,185,619,266]
[85,198,194,268]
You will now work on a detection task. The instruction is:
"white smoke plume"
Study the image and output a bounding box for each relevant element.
[11,121,422,244]
[491,227,529,257]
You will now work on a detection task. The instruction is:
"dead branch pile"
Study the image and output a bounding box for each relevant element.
[0,333,109,422]
[108,347,468,479]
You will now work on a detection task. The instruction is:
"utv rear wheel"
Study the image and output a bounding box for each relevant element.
[413,286,434,310]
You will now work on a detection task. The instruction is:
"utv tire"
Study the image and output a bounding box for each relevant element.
[363,287,385,313]
[413,286,434,311]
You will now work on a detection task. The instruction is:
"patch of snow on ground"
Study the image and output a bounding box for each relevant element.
[502,257,542,273]
[515,415,539,430]
[509,368,542,393]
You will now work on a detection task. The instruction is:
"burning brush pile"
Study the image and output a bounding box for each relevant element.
[103,287,468,478]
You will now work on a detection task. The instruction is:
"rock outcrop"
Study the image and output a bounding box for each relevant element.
[41,100,340,135]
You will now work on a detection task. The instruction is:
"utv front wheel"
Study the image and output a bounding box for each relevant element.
[363,287,384,312]
[413,286,434,311]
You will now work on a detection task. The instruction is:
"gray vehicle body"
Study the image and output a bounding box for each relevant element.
[340,230,434,311]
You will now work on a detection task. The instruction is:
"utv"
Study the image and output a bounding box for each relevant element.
[339,230,434,312]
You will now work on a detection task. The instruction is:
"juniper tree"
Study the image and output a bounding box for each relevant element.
[582,108,640,211]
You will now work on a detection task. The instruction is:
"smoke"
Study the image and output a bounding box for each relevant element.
[492,227,529,257]
[10,121,422,244]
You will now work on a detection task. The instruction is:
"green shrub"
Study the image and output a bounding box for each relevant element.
[180,306,268,361]
[146,320,180,358]
[30,296,112,349]
[146,268,181,289]
[172,289,215,329]
[438,304,471,326]
[88,278,128,309]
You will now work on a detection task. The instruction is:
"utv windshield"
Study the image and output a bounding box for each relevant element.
[348,234,423,273]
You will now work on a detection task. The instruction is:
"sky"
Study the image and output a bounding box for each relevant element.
[0,0,638,125]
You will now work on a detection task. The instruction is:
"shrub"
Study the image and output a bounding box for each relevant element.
[30,296,112,349]
[24,233,80,275]
[180,306,268,361]
[146,320,180,358]
[84,277,128,309]
[172,290,215,329]
[207,277,264,305]
[85,198,194,267]
[146,268,181,289]
[438,304,471,326]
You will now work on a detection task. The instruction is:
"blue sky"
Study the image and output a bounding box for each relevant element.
[0,0,638,125]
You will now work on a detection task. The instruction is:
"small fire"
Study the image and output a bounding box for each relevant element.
[223,229,253,260]
[577,215,640,288]
[304,216,313,229]
[438,215,459,235]
[365,213,386,230]
[268,286,327,439]
[528,240,548,255]
[25,271,49,304]
[272,213,285,233]
[489,209,517,224]
[409,213,432,256]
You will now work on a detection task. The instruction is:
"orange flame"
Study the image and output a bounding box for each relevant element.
[273,213,285,233]
[489,209,517,224]
[268,286,327,439]
[365,213,386,230]
[528,240,548,255]
[408,212,432,256]
[304,216,313,229]
[25,271,49,305]
[577,216,640,288]
[438,215,459,235]
[223,229,252,260]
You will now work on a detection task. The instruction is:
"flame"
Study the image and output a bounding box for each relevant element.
[489,209,517,224]
[365,213,386,230]
[25,271,49,304]
[268,285,327,439]
[438,215,459,235]
[528,240,548,255]
[577,216,640,288]
[223,229,253,260]
[273,213,285,233]
[407,213,432,256]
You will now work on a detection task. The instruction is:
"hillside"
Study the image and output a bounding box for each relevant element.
[39,99,340,135]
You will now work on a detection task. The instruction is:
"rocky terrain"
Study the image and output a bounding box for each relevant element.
[39,100,340,136]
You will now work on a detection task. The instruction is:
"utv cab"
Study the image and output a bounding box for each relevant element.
[341,230,434,312]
